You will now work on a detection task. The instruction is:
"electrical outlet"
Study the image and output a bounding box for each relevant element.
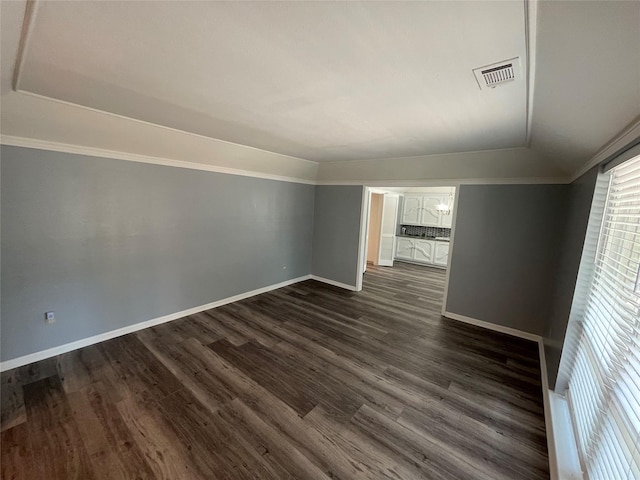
[45,311,55,325]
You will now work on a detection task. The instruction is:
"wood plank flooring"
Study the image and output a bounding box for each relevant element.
[1,262,549,479]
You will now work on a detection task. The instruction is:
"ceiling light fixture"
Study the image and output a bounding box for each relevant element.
[436,193,454,215]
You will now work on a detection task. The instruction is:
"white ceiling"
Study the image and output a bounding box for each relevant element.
[15,1,529,163]
[1,1,639,181]
[529,0,640,174]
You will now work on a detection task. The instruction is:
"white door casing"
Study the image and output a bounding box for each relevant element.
[378,194,399,267]
[362,189,372,273]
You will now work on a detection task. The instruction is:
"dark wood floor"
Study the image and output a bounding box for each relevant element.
[1,262,549,479]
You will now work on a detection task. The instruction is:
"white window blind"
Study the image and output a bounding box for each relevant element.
[567,155,640,480]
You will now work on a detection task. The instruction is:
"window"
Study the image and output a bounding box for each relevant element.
[566,155,640,479]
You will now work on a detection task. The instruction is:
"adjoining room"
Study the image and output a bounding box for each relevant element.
[361,186,456,323]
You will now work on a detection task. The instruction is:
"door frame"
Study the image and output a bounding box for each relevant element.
[356,184,459,316]
[355,187,395,291]
[377,193,399,267]
[440,187,460,315]
[355,187,370,291]
[361,189,372,275]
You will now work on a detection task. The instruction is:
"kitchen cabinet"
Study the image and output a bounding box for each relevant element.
[419,195,443,227]
[433,242,450,266]
[400,191,454,227]
[401,195,422,224]
[395,237,415,260]
[394,238,448,268]
[413,239,434,263]
[440,207,453,228]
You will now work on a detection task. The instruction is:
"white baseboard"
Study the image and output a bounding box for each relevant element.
[1,134,317,185]
[0,274,312,372]
[2,281,565,480]
[310,275,358,291]
[443,310,563,480]
[442,311,542,342]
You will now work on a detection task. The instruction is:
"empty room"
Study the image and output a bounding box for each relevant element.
[1,1,639,479]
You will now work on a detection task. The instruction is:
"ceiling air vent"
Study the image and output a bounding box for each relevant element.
[473,57,520,90]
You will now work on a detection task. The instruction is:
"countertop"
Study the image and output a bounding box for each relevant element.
[397,235,450,242]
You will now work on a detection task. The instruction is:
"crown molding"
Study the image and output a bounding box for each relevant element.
[1,136,573,186]
[0,135,317,185]
[569,117,640,183]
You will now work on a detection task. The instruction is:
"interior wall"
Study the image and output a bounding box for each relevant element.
[445,184,568,336]
[544,166,599,388]
[395,195,404,235]
[0,145,315,362]
[312,185,364,287]
[366,194,383,264]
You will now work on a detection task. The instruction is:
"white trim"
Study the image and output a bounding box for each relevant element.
[310,275,358,291]
[549,391,584,480]
[442,311,542,342]
[0,136,571,187]
[569,117,640,183]
[0,135,316,185]
[441,186,460,315]
[12,0,39,91]
[316,177,570,186]
[361,188,373,274]
[355,186,368,291]
[524,0,538,148]
[368,187,400,195]
[0,275,311,372]
[376,193,399,268]
[443,310,562,480]
[538,340,559,480]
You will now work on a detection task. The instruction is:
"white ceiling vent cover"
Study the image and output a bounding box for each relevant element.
[473,57,521,90]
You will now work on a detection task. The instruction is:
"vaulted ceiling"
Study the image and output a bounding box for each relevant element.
[530,0,640,175]
[1,1,639,181]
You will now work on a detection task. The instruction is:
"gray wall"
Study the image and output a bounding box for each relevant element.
[1,145,315,362]
[446,184,568,335]
[312,185,363,287]
[544,167,599,388]
[395,195,404,235]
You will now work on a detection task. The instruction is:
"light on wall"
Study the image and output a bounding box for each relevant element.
[436,193,454,215]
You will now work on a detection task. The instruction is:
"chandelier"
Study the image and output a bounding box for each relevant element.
[435,193,453,215]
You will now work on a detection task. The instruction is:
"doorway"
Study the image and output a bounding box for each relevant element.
[366,193,383,266]
[357,186,458,315]
[365,192,399,268]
